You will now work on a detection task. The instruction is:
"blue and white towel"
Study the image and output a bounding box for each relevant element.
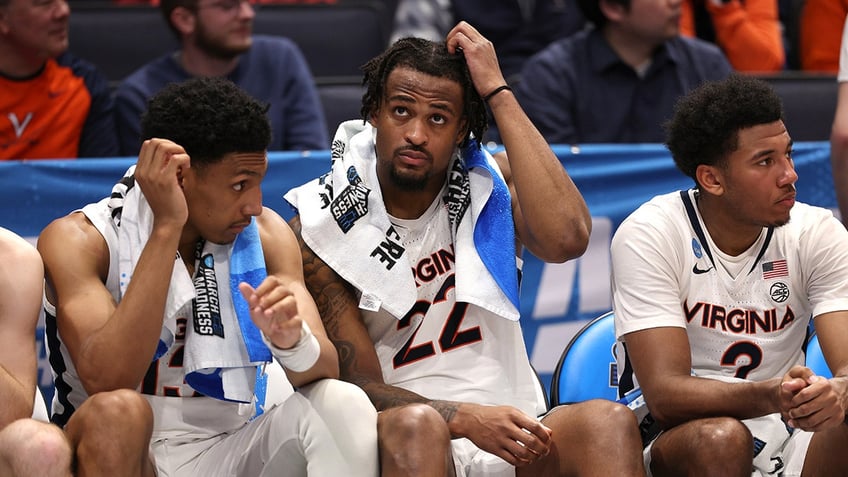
[284,120,520,321]
[109,167,271,405]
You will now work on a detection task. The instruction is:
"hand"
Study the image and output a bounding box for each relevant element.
[239,278,302,349]
[457,403,552,467]
[134,138,190,230]
[780,366,846,432]
[445,21,508,101]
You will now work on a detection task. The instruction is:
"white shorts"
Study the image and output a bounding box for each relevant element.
[643,426,812,477]
[148,379,378,477]
[451,438,515,477]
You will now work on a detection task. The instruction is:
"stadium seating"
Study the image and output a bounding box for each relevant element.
[68,1,389,82]
[756,72,838,142]
[805,333,833,378]
[68,3,176,83]
[253,2,388,78]
[316,77,366,139]
[549,311,619,406]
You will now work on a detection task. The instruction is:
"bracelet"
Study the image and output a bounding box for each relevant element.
[262,321,321,373]
[483,85,512,103]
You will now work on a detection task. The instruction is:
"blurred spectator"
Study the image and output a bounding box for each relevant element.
[113,0,338,5]
[114,0,328,156]
[515,0,732,144]
[799,0,848,72]
[680,0,784,72]
[0,0,118,160]
[390,0,586,83]
[830,14,848,224]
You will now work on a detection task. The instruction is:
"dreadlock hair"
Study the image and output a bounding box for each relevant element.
[359,37,487,149]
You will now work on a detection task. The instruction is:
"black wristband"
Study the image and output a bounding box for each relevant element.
[483,85,512,103]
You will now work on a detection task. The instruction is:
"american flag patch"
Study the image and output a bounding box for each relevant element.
[762,259,788,279]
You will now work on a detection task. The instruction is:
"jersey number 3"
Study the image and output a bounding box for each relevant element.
[721,340,763,379]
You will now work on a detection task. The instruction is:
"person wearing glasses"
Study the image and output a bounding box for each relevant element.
[114,0,328,156]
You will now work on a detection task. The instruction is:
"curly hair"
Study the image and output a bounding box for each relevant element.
[140,77,271,169]
[359,37,487,149]
[665,74,784,184]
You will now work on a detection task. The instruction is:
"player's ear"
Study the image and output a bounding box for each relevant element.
[696,164,724,196]
[456,118,469,146]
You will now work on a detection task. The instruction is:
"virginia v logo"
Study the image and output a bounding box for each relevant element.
[8,112,33,138]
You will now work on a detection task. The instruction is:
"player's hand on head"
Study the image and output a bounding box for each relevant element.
[135,138,190,230]
[238,278,302,349]
[445,21,507,100]
[460,403,551,467]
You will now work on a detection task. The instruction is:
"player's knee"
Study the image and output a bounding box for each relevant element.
[378,404,449,448]
[81,389,153,437]
[690,417,753,464]
[0,419,72,473]
[547,399,638,436]
[588,399,638,426]
[300,379,377,428]
[697,417,751,446]
[303,379,373,412]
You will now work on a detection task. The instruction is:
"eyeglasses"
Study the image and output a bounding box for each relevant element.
[196,0,256,15]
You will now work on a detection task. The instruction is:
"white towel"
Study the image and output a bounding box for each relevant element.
[112,165,194,358]
[284,120,520,321]
[110,167,271,405]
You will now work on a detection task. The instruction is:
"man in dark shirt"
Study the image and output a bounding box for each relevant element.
[515,0,732,145]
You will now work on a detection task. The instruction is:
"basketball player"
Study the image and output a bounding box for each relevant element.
[286,21,647,477]
[38,77,378,476]
[0,227,154,476]
[612,74,848,476]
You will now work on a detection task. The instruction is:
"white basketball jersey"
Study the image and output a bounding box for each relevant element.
[613,190,848,396]
[361,196,539,417]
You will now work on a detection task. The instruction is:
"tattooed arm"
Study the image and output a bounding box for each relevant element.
[289,215,550,456]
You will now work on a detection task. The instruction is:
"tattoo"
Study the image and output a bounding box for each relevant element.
[428,400,459,423]
[290,215,457,423]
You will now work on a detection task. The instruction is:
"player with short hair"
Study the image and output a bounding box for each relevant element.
[612,74,848,476]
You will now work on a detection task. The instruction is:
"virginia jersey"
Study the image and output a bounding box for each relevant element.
[613,189,848,396]
[46,198,200,427]
[361,196,539,417]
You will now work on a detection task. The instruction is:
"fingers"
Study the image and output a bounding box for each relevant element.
[445,21,477,53]
[787,365,816,382]
[137,138,190,179]
[784,377,845,431]
[243,278,303,350]
[249,277,297,314]
[497,416,552,466]
[444,21,505,94]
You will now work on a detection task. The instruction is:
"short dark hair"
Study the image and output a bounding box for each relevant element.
[665,74,784,183]
[159,0,195,37]
[140,77,271,168]
[577,0,630,28]
[360,37,487,149]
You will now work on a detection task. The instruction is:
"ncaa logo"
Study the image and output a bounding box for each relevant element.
[770,282,789,303]
[691,238,703,259]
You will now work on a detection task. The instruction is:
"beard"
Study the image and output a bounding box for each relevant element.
[194,22,251,60]
[389,166,430,191]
